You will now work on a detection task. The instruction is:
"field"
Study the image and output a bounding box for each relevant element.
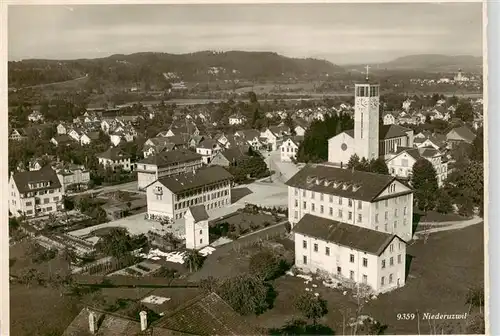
[250,223,484,334]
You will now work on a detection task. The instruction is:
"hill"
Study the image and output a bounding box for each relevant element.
[8,51,345,88]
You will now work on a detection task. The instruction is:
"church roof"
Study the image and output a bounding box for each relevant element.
[285,164,411,202]
[379,124,411,140]
[294,214,403,256]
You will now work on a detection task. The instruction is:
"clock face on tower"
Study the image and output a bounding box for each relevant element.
[359,99,368,108]
[370,100,379,109]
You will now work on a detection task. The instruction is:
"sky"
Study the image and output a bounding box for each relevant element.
[7,3,483,64]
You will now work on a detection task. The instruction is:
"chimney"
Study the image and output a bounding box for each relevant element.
[88,310,98,334]
[140,311,148,331]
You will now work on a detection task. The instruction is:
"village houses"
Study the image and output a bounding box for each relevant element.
[280,136,304,162]
[97,147,133,171]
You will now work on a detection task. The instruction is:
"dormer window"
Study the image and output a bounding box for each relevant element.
[324,179,332,187]
[342,183,350,190]
[333,181,340,188]
[315,178,323,185]
[352,184,360,192]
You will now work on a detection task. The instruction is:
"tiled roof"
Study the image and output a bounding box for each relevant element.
[217,146,250,163]
[379,124,411,140]
[156,166,233,194]
[138,150,202,167]
[53,134,73,143]
[285,164,401,202]
[197,139,219,149]
[344,129,354,138]
[187,205,209,222]
[293,214,400,256]
[448,126,476,143]
[97,148,131,161]
[235,129,260,140]
[12,165,61,194]
[155,292,262,336]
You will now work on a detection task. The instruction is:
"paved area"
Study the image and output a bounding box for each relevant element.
[265,150,301,182]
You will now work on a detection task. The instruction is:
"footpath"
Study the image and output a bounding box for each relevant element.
[415,216,483,237]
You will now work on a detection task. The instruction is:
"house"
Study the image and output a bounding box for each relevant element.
[109,132,124,147]
[166,123,200,138]
[67,128,83,142]
[184,205,210,250]
[228,114,246,125]
[100,118,118,134]
[234,129,265,151]
[80,131,100,145]
[27,110,44,122]
[57,123,69,135]
[27,155,56,171]
[136,150,203,190]
[280,136,304,162]
[285,164,414,242]
[97,148,132,172]
[9,166,64,218]
[260,126,290,151]
[63,292,262,336]
[293,118,309,136]
[446,126,476,147]
[402,98,413,111]
[415,113,426,124]
[210,146,250,167]
[143,137,177,158]
[146,166,233,221]
[50,134,73,147]
[397,116,418,125]
[54,163,91,193]
[188,135,205,148]
[294,214,407,293]
[385,147,448,186]
[196,139,222,164]
[382,112,396,125]
[9,128,28,141]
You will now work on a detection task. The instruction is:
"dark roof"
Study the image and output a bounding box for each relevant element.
[155,292,262,336]
[12,165,62,193]
[156,166,233,194]
[97,147,131,160]
[197,139,219,149]
[235,129,260,140]
[393,147,421,161]
[53,134,73,143]
[344,129,354,138]
[85,131,100,140]
[285,164,400,202]
[218,146,250,162]
[379,124,411,140]
[187,205,209,222]
[168,134,190,146]
[294,214,401,256]
[448,126,476,143]
[138,150,202,167]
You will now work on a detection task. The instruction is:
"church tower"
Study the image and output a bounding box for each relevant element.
[354,68,380,160]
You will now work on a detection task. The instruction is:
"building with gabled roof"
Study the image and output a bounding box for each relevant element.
[136,150,203,190]
[9,165,64,218]
[146,166,233,221]
[209,145,250,167]
[184,205,210,250]
[195,139,222,164]
[280,136,304,162]
[97,147,132,171]
[446,126,476,147]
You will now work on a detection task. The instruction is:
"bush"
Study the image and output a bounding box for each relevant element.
[217,274,273,315]
[249,249,289,281]
[153,266,178,278]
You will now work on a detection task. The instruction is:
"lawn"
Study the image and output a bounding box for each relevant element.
[251,223,484,334]
[415,210,467,223]
[212,210,282,236]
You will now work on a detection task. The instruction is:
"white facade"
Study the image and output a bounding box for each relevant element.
[57,168,91,193]
[327,132,354,167]
[354,83,380,160]
[383,114,395,125]
[295,125,306,136]
[288,181,413,242]
[260,129,279,151]
[386,150,448,187]
[98,157,132,172]
[294,232,406,293]
[280,138,299,162]
[229,116,245,125]
[136,158,203,190]
[184,210,210,250]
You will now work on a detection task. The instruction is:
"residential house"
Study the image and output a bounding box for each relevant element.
[27,155,56,171]
[294,118,309,136]
[9,166,64,218]
[80,131,100,145]
[54,163,91,193]
[143,137,176,158]
[413,133,447,151]
[261,125,290,151]
[27,110,44,123]
[184,205,210,250]
[210,146,250,167]
[189,135,205,148]
[397,116,419,125]
[382,112,396,125]
[67,128,83,142]
[285,164,414,242]
[234,129,265,151]
[280,136,304,162]
[101,118,118,134]
[166,123,200,138]
[146,166,233,221]
[56,123,69,135]
[385,147,448,186]
[229,114,246,125]
[196,139,222,164]
[50,134,73,147]
[97,147,133,171]
[294,214,407,293]
[9,128,28,141]
[136,150,203,190]
[446,126,476,148]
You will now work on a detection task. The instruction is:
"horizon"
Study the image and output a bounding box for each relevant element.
[8,3,482,64]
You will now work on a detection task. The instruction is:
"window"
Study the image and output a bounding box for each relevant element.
[385,211,388,220]
[384,223,388,231]
[385,200,388,207]
[358,201,362,210]
[339,197,343,205]
[362,275,368,284]
[375,202,379,210]
[199,230,202,234]
[404,206,407,215]
[311,192,315,199]
[348,211,352,220]
[390,244,394,252]
[350,271,355,280]
[325,247,330,256]
[311,203,315,212]
[303,202,307,209]
[375,214,379,223]
[329,207,333,216]
[294,211,298,219]
[200,238,203,244]
[329,195,333,203]
[44,198,49,204]
[320,193,324,201]
[350,254,354,263]
[156,194,162,201]
[320,205,324,214]
[303,255,308,264]
[294,188,298,196]
[303,240,307,249]
[46,206,53,212]
[295,200,298,207]
[381,276,385,286]
[363,258,368,267]
[338,209,342,218]
[302,190,306,197]
[394,221,397,228]
[389,274,393,284]
[395,209,398,217]
[398,254,402,264]
[390,257,394,266]
[403,218,407,226]
[26,202,32,206]
[337,266,342,275]
[358,214,362,223]
[382,260,386,269]
[314,243,318,252]
[348,199,353,207]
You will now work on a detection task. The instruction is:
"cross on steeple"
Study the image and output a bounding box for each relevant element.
[365,65,371,81]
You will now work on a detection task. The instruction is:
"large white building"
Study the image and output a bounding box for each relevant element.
[286,164,414,242]
[9,166,64,218]
[146,166,233,221]
[294,214,407,293]
[136,150,203,190]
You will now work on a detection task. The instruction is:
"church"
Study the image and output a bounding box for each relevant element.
[327,76,414,166]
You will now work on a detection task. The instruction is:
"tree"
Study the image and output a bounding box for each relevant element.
[446,161,483,217]
[454,100,474,122]
[465,313,485,334]
[435,189,453,214]
[294,292,328,325]
[183,250,205,273]
[249,250,286,281]
[217,274,271,315]
[368,158,389,175]
[61,247,78,273]
[284,113,296,135]
[94,228,133,258]
[347,154,361,170]
[411,158,439,212]
[470,127,483,162]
